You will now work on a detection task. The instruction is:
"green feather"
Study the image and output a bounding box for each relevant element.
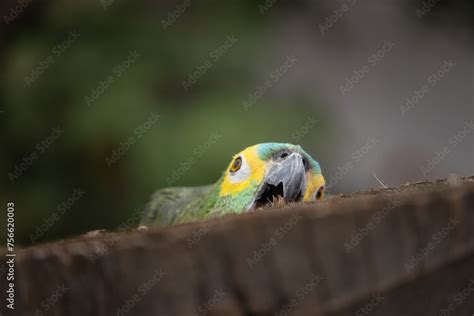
[140,176,259,227]
[141,143,324,228]
[140,184,215,227]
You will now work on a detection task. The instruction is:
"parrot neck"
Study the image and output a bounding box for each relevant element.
[202,176,259,216]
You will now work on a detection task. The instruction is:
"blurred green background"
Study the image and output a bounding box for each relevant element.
[1,1,331,245]
[1,0,473,245]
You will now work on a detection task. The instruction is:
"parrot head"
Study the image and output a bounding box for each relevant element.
[212,143,325,214]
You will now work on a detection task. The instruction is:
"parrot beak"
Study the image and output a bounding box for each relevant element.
[251,152,307,208]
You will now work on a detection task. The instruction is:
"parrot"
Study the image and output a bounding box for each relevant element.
[140,143,325,228]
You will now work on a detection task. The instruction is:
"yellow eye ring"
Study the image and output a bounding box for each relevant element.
[230,156,242,173]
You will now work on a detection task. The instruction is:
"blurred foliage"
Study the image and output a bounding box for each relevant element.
[1,0,331,245]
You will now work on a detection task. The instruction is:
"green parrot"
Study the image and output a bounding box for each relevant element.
[140,143,325,228]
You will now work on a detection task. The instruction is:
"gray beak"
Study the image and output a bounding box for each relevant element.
[251,152,307,208]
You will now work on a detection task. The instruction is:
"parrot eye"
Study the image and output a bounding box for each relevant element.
[230,156,242,173]
[316,186,324,200]
[302,156,309,171]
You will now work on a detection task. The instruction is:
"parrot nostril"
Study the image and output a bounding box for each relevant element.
[280,152,289,159]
